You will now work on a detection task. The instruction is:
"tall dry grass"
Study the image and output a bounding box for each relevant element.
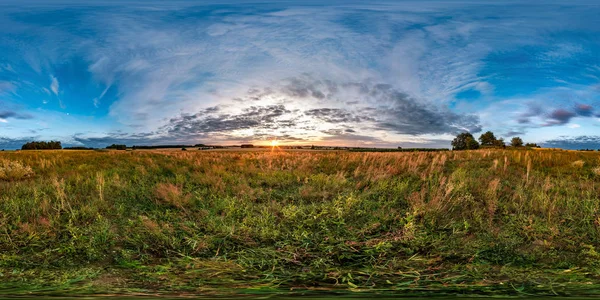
[1,148,600,292]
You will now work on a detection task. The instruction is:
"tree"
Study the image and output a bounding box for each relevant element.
[494,137,506,148]
[451,132,480,150]
[525,143,540,148]
[478,131,498,146]
[21,141,62,150]
[510,137,524,147]
[106,144,127,150]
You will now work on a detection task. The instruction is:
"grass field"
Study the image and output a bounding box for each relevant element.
[1,149,600,296]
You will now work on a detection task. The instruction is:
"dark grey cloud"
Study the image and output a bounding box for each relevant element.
[234,88,275,102]
[0,137,37,149]
[0,110,33,120]
[280,76,338,100]
[543,136,600,150]
[515,102,598,129]
[368,86,482,135]
[278,76,482,135]
[574,104,594,117]
[165,104,298,137]
[505,130,525,137]
[304,108,373,123]
[547,109,576,125]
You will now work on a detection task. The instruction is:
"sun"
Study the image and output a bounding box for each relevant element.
[271,140,279,147]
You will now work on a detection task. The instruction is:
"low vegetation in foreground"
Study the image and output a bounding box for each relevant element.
[1,149,600,296]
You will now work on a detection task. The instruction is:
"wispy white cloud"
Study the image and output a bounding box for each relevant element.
[49,75,59,95]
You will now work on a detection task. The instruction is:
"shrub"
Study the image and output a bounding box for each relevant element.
[0,159,34,181]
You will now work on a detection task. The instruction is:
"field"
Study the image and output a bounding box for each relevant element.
[1,149,600,297]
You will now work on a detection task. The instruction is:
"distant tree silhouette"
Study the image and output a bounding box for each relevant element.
[452,132,480,150]
[510,137,524,147]
[525,143,540,148]
[21,141,62,150]
[106,144,127,150]
[494,137,506,148]
[478,131,498,146]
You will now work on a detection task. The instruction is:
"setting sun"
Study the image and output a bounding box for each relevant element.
[271,140,279,147]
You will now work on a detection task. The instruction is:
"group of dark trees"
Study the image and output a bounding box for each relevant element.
[106,144,127,150]
[21,141,62,150]
[452,131,540,150]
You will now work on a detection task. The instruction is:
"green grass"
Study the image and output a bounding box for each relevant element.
[1,149,600,296]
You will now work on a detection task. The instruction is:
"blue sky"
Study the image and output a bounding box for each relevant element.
[1,0,600,149]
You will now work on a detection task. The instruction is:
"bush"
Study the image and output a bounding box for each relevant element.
[0,159,34,181]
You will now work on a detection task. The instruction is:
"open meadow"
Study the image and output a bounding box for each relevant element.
[1,149,600,296]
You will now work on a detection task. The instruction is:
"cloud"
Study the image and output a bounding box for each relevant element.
[159,76,482,142]
[367,84,482,134]
[543,135,600,150]
[575,104,594,116]
[505,130,525,137]
[50,75,59,95]
[0,110,33,120]
[164,105,299,138]
[281,77,338,100]
[513,101,597,129]
[0,137,35,149]
[304,108,368,123]
[0,81,16,95]
[516,102,545,124]
[547,109,576,125]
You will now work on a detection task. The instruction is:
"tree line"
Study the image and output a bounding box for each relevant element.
[21,141,62,150]
[451,131,540,150]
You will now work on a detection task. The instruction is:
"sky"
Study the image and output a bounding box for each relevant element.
[1,0,600,149]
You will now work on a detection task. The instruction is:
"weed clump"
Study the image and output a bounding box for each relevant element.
[572,160,585,168]
[0,159,34,181]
